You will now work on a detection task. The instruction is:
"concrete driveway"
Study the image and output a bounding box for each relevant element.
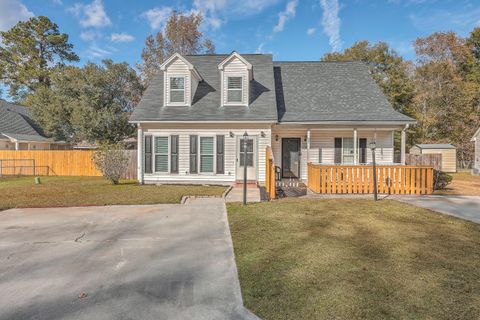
[396,195,480,224]
[0,198,256,320]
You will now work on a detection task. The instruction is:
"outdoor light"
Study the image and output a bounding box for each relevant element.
[261,131,266,138]
[229,131,234,138]
[304,135,307,142]
[275,135,279,142]
[369,140,378,201]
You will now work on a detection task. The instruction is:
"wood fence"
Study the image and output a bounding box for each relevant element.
[307,163,434,195]
[405,154,442,171]
[0,150,137,179]
[265,146,276,200]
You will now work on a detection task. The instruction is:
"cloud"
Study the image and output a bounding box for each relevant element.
[80,30,98,41]
[319,0,342,52]
[409,6,480,34]
[110,32,135,42]
[85,44,112,59]
[69,0,111,28]
[141,7,173,30]
[273,0,298,33]
[52,0,63,5]
[256,43,265,53]
[0,0,34,31]
[307,27,316,35]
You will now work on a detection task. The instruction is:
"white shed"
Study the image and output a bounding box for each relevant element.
[409,144,457,173]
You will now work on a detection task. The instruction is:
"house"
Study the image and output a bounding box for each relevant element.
[472,128,480,174]
[0,99,67,150]
[410,144,457,173]
[130,52,415,185]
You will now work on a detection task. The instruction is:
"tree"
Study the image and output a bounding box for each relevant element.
[322,41,415,116]
[0,16,79,100]
[29,60,144,143]
[412,31,480,167]
[137,11,215,86]
[92,143,129,185]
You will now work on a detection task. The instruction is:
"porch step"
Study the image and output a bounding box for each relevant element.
[276,179,306,188]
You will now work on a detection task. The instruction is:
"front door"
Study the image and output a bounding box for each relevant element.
[236,136,257,181]
[282,138,301,178]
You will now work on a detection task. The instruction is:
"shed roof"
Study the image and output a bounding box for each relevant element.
[0,100,50,142]
[414,144,456,149]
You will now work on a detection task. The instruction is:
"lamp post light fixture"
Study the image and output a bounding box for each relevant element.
[243,131,249,205]
[369,141,378,201]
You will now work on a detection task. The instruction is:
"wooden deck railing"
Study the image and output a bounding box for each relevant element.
[307,163,434,195]
[265,146,276,200]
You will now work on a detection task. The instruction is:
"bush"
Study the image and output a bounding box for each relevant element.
[433,170,453,190]
[92,143,129,185]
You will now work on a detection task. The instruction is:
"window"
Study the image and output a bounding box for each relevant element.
[154,137,169,172]
[169,77,185,103]
[227,76,243,103]
[239,138,254,167]
[342,138,354,164]
[200,137,214,173]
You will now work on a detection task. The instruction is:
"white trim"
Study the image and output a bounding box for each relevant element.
[129,120,276,124]
[198,135,216,174]
[471,127,480,141]
[160,53,202,80]
[225,74,245,105]
[218,52,252,70]
[279,121,416,125]
[153,135,170,173]
[167,75,187,106]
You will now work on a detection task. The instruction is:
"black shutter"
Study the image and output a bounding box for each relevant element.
[359,138,367,164]
[190,135,198,173]
[334,138,342,164]
[144,135,152,173]
[216,135,224,174]
[170,135,179,173]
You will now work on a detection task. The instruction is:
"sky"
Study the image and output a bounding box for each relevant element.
[0,0,480,68]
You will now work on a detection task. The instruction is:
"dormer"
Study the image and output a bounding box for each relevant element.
[160,53,202,107]
[218,52,252,107]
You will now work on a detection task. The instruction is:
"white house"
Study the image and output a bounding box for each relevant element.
[130,52,415,185]
[472,128,480,174]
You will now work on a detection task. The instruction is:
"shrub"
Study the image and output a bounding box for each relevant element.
[92,143,129,185]
[433,170,453,190]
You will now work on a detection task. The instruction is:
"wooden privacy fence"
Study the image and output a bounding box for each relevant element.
[406,154,442,171]
[265,146,276,199]
[307,163,434,195]
[0,150,137,179]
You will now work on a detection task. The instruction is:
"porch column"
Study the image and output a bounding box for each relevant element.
[14,141,19,150]
[401,125,407,165]
[306,129,311,163]
[353,128,358,165]
[137,124,144,184]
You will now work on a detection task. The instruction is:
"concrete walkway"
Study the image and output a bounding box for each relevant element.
[396,195,480,224]
[225,186,261,203]
[0,199,258,320]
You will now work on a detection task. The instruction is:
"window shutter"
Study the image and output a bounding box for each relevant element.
[144,135,152,174]
[216,135,224,174]
[171,135,179,173]
[334,138,342,164]
[359,138,367,164]
[190,135,198,173]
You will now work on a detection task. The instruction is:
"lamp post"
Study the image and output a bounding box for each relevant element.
[369,141,378,201]
[243,131,248,205]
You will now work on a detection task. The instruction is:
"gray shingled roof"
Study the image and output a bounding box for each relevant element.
[274,61,414,123]
[130,54,277,122]
[130,55,414,124]
[415,144,456,149]
[0,99,50,142]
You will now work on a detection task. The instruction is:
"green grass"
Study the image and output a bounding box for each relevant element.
[0,176,226,210]
[228,198,480,320]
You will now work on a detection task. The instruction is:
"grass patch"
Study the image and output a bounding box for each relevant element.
[435,172,480,196]
[0,176,226,210]
[228,198,480,320]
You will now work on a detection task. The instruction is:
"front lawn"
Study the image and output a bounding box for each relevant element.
[0,176,226,210]
[435,171,480,196]
[228,199,480,320]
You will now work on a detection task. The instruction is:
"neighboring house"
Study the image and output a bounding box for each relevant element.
[130,52,415,185]
[472,128,480,173]
[0,99,67,150]
[410,144,457,173]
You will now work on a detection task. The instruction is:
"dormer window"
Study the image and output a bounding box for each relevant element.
[218,52,252,107]
[169,76,185,103]
[227,76,243,103]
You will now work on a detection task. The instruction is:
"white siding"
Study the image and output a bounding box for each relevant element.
[222,57,249,106]
[475,139,480,170]
[420,148,457,172]
[164,58,191,106]
[141,124,271,184]
[271,127,395,181]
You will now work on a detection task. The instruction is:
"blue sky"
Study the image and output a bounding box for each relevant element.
[1,0,480,67]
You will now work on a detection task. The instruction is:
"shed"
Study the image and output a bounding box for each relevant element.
[409,144,457,172]
[471,128,480,173]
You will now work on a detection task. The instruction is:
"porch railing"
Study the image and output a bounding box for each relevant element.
[265,146,276,199]
[307,163,434,195]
